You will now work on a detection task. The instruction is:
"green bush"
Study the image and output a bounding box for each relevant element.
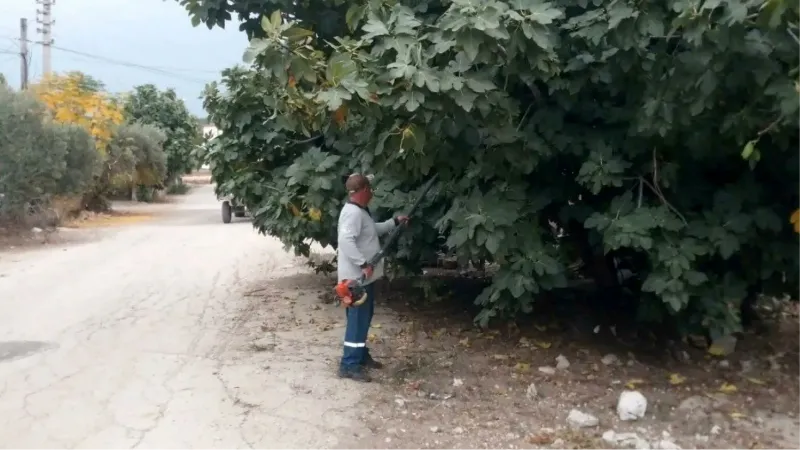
[57,123,101,196]
[0,87,68,222]
[122,85,202,184]
[183,0,799,338]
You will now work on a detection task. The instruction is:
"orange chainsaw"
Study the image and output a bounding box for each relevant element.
[334,174,439,307]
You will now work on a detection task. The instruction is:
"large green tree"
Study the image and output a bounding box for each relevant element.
[122,84,200,184]
[178,0,799,338]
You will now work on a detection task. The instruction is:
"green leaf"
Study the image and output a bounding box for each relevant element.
[362,14,390,39]
[741,140,756,159]
[283,26,314,41]
[270,10,282,30]
[465,77,496,93]
[326,53,357,85]
[242,38,270,64]
[317,88,351,110]
[485,234,500,254]
[345,4,367,32]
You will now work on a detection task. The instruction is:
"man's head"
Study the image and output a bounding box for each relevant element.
[346,173,373,206]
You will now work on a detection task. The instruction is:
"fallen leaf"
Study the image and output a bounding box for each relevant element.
[534,324,547,332]
[719,382,738,394]
[519,337,531,348]
[372,323,382,329]
[534,340,552,349]
[433,328,446,338]
[669,373,687,385]
[707,344,727,356]
[368,333,378,343]
[745,377,765,385]
[492,354,509,361]
[528,432,553,445]
[514,362,531,373]
[730,411,747,420]
[625,378,646,389]
[459,337,470,347]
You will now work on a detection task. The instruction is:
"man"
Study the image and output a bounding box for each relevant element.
[337,173,408,382]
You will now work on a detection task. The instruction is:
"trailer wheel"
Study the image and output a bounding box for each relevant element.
[222,201,232,224]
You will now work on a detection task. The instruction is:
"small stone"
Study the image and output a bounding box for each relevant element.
[430,426,440,433]
[538,366,556,375]
[453,427,464,434]
[385,437,391,443]
[395,398,406,408]
[695,434,709,443]
[387,428,397,434]
[678,351,691,363]
[711,335,737,356]
[453,378,464,387]
[718,360,730,369]
[567,409,599,428]
[555,354,570,370]
[552,438,565,447]
[602,353,619,365]
[525,383,538,400]
[657,439,681,449]
[603,430,650,449]
[31,227,42,233]
[617,391,648,421]
[710,425,721,435]
[627,359,635,367]
[740,359,754,373]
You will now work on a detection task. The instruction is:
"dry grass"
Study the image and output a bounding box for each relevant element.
[63,211,154,228]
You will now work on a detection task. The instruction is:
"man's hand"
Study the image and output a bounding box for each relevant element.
[361,264,374,279]
[396,215,410,226]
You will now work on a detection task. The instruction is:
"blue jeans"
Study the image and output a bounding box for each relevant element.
[340,283,375,371]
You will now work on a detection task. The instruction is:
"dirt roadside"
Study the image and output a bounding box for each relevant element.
[0,184,796,449]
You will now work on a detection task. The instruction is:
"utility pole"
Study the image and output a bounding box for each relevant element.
[36,0,54,77]
[20,18,28,90]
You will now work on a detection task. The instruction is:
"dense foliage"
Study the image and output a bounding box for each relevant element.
[0,86,98,222]
[122,84,202,184]
[34,72,124,152]
[181,0,799,337]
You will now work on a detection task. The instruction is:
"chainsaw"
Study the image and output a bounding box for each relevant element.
[334,174,439,307]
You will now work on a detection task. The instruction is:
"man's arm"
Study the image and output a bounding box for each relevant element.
[374,218,398,237]
[338,208,368,267]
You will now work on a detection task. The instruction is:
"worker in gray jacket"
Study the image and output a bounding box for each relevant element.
[337,173,408,382]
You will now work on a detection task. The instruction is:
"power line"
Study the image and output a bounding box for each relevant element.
[0,34,221,84]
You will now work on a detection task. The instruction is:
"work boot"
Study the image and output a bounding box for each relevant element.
[363,355,384,370]
[338,367,372,382]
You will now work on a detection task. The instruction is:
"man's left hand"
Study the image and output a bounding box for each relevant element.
[396,215,410,226]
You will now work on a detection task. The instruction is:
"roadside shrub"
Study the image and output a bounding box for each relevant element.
[0,87,68,223]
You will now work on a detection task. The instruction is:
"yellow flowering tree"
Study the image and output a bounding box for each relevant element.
[33,71,124,152]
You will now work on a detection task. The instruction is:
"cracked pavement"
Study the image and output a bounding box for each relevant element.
[0,185,371,448]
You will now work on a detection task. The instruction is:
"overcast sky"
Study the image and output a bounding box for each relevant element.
[0,0,248,117]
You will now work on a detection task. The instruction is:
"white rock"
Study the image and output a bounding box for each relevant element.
[525,383,538,400]
[430,426,440,433]
[31,227,42,233]
[710,425,721,435]
[385,437,391,443]
[555,354,570,370]
[394,398,406,408]
[617,390,648,421]
[538,366,556,375]
[695,434,709,443]
[453,378,464,387]
[602,353,619,365]
[567,409,599,428]
[453,427,464,434]
[553,438,565,446]
[603,430,651,449]
[657,439,681,449]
